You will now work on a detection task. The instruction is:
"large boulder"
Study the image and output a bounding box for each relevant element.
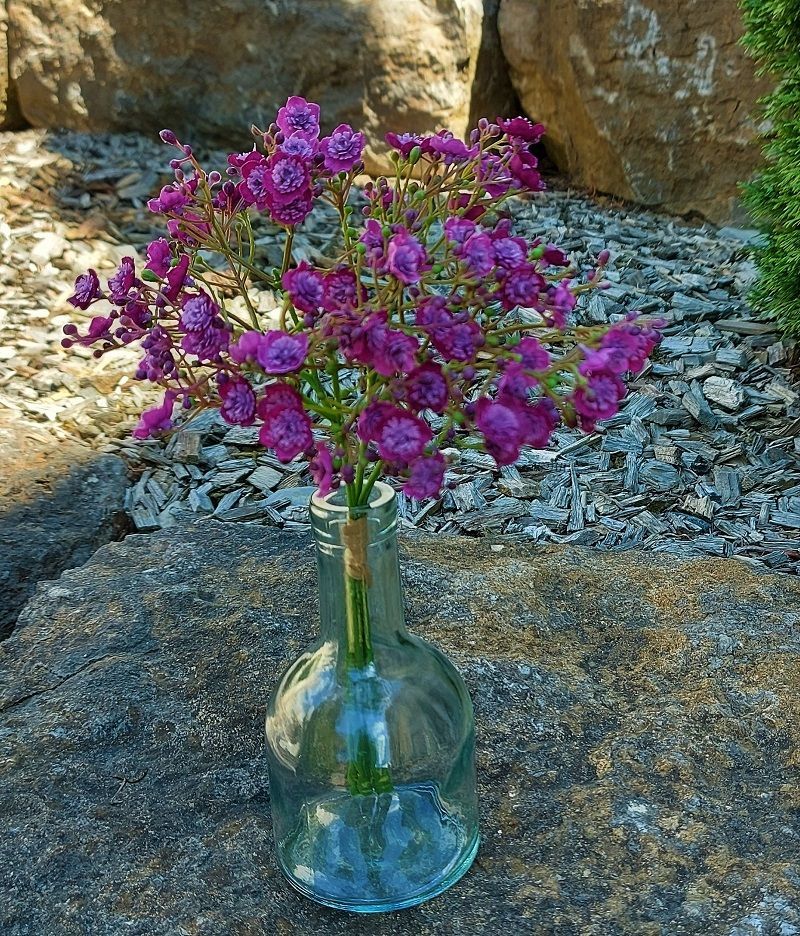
[2,522,800,932]
[499,0,771,223]
[7,0,515,171]
[0,422,129,639]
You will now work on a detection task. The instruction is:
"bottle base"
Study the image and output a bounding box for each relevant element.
[275,781,480,913]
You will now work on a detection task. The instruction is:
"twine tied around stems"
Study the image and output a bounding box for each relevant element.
[343,515,371,584]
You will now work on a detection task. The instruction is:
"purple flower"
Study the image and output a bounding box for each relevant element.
[276,96,321,140]
[444,217,476,248]
[310,442,335,496]
[374,408,433,465]
[259,401,313,462]
[108,257,136,304]
[598,318,662,375]
[220,378,256,426]
[519,398,559,448]
[230,330,263,364]
[257,331,309,374]
[571,373,626,430]
[542,245,569,266]
[68,269,102,309]
[517,336,550,371]
[430,316,484,362]
[179,292,218,332]
[460,232,495,278]
[264,152,311,205]
[280,133,317,159]
[162,255,190,303]
[283,262,325,314]
[508,150,544,191]
[62,314,115,349]
[386,228,427,285]
[269,193,314,227]
[404,451,446,500]
[493,236,528,270]
[147,183,191,214]
[415,295,450,330]
[404,362,449,413]
[497,362,537,403]
[181,325,229,361]
[133,390,178,439]
[475,397,525,466]
[357,401,398,444]
[359,219,386,267]
[497,116,546,143]
[239,153,272,209]
[258,382,305,417]
[320,124,364,173]
[323,267,361,312]
[501,263,545,310]
[385,132,424,157]
[542,282,577,329]
[428,131,479,162]
[375,329,419,377]
[145,239,171,277]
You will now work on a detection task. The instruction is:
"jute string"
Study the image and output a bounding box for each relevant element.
[342,515,371,583]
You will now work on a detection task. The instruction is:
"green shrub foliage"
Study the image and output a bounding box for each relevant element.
[740,0,800,334]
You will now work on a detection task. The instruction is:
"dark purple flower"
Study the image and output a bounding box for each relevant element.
[428,131,479,162]
[258,382,305,418]
[385,132,424,157]
[283,262,325,314]
[501,264,545,310]
[162,255,190,303]
[519,398,559,448]
[310,442,335,496]
[508,150,544,191]
[374,408,433,465]
[517,336,550,371]
[322,267,361,312]
[542,245,569,266]
[597,318,662,375]
[145,239,171,277]
[181,325,229,361]
[386,228,427,285]
[230,330,262,364]
[372,328,419,377]
[257,331,309,374]
[460,232,495,278]
[404,362,449,413]
[357,401,398,444]
[276,96,321,140]
[108,257,136,304]
[493,236,528,270]
[220,378,256,426]
[497,116,546,143]
[444,217,477,248]
[239,152,272,209]
[147,183,191,214]
[179,292,218,332]
[320,124,364,173]
[404,451,446,499]
[280,133,318,159]
[264,152,311,206]
[133,390,178,439]
[259,404,313,462]
[497,362,537,404]
[415,295,450,330]
[62,314,115,348]
[269,193,314,227]
[571,373,626,430]
[430,316,484,362]
[542,282,577,329]
[68,269,102,309]
[475,397,525,466]
[359,219,386,267]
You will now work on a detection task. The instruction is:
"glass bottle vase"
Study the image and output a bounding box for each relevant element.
[265,482,480,912]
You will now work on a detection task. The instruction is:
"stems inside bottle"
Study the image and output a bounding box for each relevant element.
[341,483,393,795]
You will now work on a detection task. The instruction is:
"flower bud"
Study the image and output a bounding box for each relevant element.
[208,171,222,185]
[182,144,193,156]
[159,129,178,145]
[408,145,421,165]
[597,249,611,266]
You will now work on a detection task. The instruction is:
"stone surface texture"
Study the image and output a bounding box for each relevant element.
[499,0,771,223]
[0,420,129,638]
[6,0,515,172]
[2,522,799,933]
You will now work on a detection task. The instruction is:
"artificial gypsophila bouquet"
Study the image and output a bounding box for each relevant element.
[63,98,662,508]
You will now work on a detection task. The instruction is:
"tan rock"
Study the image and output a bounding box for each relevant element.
[499,0,772,223]
[7,0,514,170]
[0,0,24,129]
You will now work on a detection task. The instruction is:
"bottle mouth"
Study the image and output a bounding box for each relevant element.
[309,481,398,547]
[310,481,395,515]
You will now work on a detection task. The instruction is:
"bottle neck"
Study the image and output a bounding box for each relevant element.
[310,483,408,653]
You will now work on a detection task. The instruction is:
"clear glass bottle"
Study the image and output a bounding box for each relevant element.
[265,482,479,912]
